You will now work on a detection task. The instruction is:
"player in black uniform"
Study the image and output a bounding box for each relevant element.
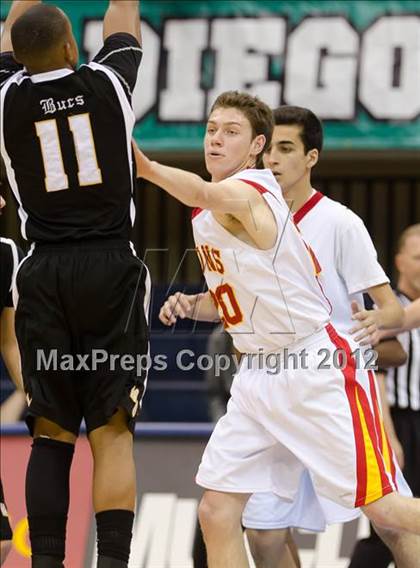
[0,2,149,567]
[0,191,25,565]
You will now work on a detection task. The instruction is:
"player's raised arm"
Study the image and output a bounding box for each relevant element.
[401,298,420,331]
[134,143,262,214]
[0,0,41,53]
[377,298,420,340]
[103,0,141,44]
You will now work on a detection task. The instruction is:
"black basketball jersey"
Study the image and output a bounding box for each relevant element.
[0,237,23,312]
[0,33,142,243]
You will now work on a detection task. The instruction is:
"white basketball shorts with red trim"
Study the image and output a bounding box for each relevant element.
[196,324,411,510]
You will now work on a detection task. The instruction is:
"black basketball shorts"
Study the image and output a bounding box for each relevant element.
[14,239,150,436]
[0,478,12,541]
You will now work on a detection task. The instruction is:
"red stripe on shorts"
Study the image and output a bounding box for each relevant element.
[355,382,391,501]
[368,370,397,488]
[325,323,367,506]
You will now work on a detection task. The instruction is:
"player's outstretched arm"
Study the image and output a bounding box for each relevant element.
[0,0,41,52]
[134,142,260,214]
[0,307,24,391]
[350,284,404,345]
[103,0,141,44]
[159,291,219,326]
[401,298,420,331]
[376,297,420,340]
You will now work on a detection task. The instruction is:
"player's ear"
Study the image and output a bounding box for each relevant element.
[251,134,266,158]
[306,148,319,169]
[64,38,78,69]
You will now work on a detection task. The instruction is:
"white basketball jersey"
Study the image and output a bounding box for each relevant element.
[192,169,331,353]
[294,191,388,337]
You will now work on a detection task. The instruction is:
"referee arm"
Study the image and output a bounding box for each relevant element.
[380,298,420,338]
[0,0,41,52]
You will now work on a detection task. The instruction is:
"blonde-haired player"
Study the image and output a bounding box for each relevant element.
[134,91,420,568]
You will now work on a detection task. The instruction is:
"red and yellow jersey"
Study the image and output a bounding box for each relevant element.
[192,168,331,353]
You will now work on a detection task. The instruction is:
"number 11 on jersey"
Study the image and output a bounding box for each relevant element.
[35,113,102,192]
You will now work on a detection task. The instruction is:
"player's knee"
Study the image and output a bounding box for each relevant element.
[247,529,288,567]
[198,493,240,535]
[362,494,398,531]
[89,409,132,449]
[33,416,77,444]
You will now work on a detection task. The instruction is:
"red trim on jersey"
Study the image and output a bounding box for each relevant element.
[293,191,324,225]
[238,179,267,194]
[238,179,277,198]
[325,324,367,506]
[192,207,204,220]
[325,324,393,507]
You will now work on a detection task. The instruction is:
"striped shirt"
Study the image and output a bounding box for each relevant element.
[386,291,420,411]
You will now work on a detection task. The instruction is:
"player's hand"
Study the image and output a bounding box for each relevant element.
[132,139,153,179]
[349,301,380,345]
[159,292,195,326]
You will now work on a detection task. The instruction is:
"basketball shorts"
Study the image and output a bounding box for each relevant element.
[196,324,411,510]
[14,239,151,436]
[0,479,12,541]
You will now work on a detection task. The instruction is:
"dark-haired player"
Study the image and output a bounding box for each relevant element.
[243,106,419,568]
[1,2,149,567]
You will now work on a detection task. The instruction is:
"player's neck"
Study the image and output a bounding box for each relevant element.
[283,183,314,213]
[26,62,74,75]
[397,278,420,301]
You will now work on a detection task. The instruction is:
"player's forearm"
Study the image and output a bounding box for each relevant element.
[0,390,26,424]
[1,341,24,391]
[374,339,407,369]
[375,301,405,330]
[104,0,141,43]
[402,298,420,331]
[144,160,212,209]
[1,0,41,52]
[378,299,420,339]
